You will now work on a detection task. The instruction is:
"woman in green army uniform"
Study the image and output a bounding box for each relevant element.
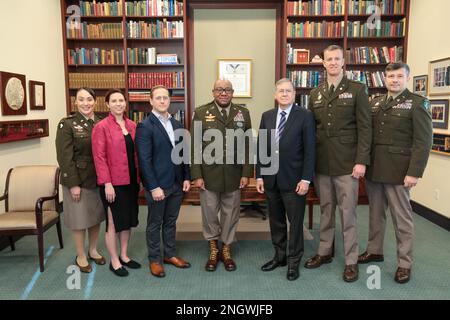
[55,87,106,273]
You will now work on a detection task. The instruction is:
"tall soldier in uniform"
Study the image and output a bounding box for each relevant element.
[358,62,432,284]
[56,87,106,273]
[191,79,253,272]
[304,45,372,282]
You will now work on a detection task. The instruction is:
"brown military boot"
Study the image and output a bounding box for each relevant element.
[205,240,220,272]
[221,244,236,271]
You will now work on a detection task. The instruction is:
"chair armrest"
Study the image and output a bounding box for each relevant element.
[0,192,6,202]
[35,191,59,215]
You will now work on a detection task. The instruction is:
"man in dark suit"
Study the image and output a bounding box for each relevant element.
[256,78,315,281]
[136,85,191,278]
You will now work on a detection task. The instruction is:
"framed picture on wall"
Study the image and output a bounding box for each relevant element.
[29,80,46,110]
[413,75,428,97]
[218,59,252,98]
[430,99,449,129]
[428,57,450,96]
[0,71,27,116]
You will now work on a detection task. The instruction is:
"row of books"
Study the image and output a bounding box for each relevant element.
[125,0,184,17]
[127,20,183,39]
[345,46,403,64]
[130,109,185,124]
[287,70,326,88]
[287,0,345,16]
[347,19,406,37]
[76,0,123,16]
[129,90,184,102]
[346,70,386,87]
[296,95,311,109]
[128,72,184,88]
[67,22,123,39]
[128,47,157,65]
[287,21,345,38]
[71,96,108,112]
[348,0,406,15]
[68,73,126,89]
[68,48,124,65]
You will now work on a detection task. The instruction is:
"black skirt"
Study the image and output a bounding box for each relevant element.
[100,133,139,232]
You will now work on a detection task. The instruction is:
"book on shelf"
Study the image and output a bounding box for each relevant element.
[348,0,406,15]
[130,109,185,125]
[125,0,184,17]
[345,46,403,64]
[287,70,326,88]
[68,48,124,65]
[68,73,126,89]
[127,20,183,39]
[346,70,386,88]
[156,53,178,64]
[67,22,123,39]
[287,21,344,38]
[128,72,184,88]
[77,0,123,16]
[127,47,157,64]
[347,19,406,37]
[297,94,310,110]
[287,0,345,16]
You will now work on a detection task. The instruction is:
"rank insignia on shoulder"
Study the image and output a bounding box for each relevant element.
[59,123,64,129]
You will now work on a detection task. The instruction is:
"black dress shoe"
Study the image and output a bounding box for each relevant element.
[287,266,299,281]
[261,259,287,272]
[109,263,129,277]
[119,257,141,269]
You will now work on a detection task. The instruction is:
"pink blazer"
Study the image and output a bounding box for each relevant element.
[92,113,140,186]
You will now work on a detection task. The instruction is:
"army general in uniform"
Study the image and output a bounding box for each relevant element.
[190,79,253,272]
[358,62,433,284]
[55,87,106,273]
[304,45,372,282]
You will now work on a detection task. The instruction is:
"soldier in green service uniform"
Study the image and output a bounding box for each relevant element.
[304,45,372,283]
[190,79,253,272]
[55,87,106,273]
[358,62,433,284]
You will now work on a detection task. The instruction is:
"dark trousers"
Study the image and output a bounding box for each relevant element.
[144,184,183,263]
[265,186,306,267]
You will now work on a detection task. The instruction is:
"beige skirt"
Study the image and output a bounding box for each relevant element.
[62,186,105,230]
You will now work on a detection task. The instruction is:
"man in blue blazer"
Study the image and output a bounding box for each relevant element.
[136,85,191,278]
[256,78,315,281]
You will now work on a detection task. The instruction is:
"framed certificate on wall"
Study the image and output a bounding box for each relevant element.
[218,59,252,98]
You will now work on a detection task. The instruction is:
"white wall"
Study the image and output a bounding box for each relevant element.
[0,0,66,211]
[407,0,450,218]
[193,9,276,127]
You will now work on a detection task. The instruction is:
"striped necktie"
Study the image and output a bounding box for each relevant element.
[276,110,287,144]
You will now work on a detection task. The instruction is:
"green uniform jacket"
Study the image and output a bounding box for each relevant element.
[309,77,372,176]
[366,89,433,185]
[55,112,103,189]
[190,101,254,193]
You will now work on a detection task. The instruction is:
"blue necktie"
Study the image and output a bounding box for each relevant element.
[276,111,286,144]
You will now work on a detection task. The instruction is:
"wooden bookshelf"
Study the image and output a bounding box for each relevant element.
[284,0,410,104]
[61,0,187,125]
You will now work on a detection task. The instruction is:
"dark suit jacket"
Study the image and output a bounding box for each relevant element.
[136,113,190,191]
[256,104,315,191]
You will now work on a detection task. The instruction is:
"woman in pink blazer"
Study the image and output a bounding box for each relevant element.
[92,89,141,277]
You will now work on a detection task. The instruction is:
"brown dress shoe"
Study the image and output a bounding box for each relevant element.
[358,251,384,264]
[343,264,359,282]
[149,262,166,278]
[304,254,333,269]
[88,253,106,265]
[205,240,220,272]
[394,267,411,284]
[75,256,92,273]
[221,244,236,271]
[163,256,191,268]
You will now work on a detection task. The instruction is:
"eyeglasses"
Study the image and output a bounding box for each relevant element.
[213,88,234,94]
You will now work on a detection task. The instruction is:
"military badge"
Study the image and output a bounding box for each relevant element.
[234,111,245,122]
[423,100,430,110]
[205,114,216,122]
